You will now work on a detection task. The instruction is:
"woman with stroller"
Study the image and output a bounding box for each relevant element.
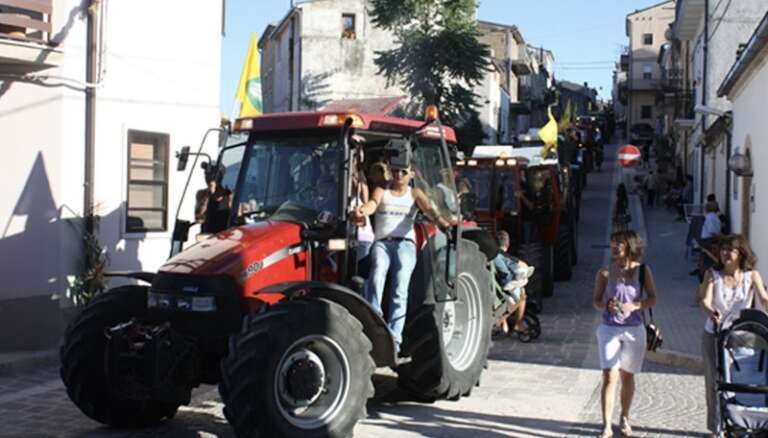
[698,235,768,437]
[593,230,658,438]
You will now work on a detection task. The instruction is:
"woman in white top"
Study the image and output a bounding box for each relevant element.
[699,234,768,436]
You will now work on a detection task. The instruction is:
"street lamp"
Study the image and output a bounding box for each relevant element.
[728,151,753,176]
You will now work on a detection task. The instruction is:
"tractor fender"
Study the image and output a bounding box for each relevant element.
[104,271,155,284]
[260,281,396,367]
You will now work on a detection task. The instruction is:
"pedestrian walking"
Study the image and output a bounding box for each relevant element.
[645,171,657,208]
[698,234,768,437]
[593,230,658,438]
[612,184,630,232]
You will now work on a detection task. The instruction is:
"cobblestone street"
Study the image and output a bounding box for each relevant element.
[0,142,708,437]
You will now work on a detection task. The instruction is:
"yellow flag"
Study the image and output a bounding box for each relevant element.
[559,100,573,131]
[235,33,263,117]
[538,107,558,158]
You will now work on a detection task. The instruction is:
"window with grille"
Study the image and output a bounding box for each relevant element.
[342,14,356,39]
[643,64,653,80]
[126,130,169,232]
[641,105,653,119]
[643,33,653,45]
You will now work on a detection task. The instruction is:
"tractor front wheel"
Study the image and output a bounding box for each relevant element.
[220,298,374,438]
[59,286,180,427]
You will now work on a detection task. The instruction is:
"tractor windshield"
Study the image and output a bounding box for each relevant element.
[458,167,492,209]
[235,136,340,224]
[494,169,520,213]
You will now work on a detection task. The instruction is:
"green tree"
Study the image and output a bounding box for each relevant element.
[370,0,490,132]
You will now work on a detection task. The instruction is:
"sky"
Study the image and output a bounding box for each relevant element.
[220,0,662,115]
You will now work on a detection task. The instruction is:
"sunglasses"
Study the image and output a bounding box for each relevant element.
[393,168,410,177]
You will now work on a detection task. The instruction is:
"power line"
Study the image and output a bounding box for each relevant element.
[557,61,616,65]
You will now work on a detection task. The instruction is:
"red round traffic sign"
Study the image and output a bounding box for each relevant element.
[618,144,642,167]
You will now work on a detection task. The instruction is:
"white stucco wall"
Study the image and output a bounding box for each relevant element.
[0,0,221,349]
[727,52,768,274]
[0,0,87,305]
[93,0,222,275]
[685,0,764,204]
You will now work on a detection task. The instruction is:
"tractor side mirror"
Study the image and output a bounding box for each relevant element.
[460,193,478,219]
[176,146,191,171]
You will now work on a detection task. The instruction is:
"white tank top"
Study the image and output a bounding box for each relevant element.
[374,187,417,241]
[705,269,753,333]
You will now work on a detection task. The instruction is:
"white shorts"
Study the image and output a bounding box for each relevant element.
[596,323,647,374]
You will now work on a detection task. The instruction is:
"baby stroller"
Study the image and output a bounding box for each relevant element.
[716,309,768,437]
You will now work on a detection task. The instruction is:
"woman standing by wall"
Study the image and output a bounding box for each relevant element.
[593,230,658,437]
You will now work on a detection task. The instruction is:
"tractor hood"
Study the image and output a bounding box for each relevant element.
[159,221,306,284]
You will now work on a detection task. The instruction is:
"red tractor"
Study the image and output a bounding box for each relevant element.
[59,111,494,437]
[456,145,578,311]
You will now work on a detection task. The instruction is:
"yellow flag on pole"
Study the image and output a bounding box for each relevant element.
[235,33,263,117]
[538,107,558,158]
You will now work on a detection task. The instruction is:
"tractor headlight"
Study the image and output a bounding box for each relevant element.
[148,292,217,312]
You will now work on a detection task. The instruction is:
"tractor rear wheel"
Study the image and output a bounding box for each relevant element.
[554,223,574,281]
[220,298,374,438]
[59,286,180,427]
[397,239,493,401]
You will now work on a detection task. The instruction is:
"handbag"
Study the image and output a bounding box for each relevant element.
[639,264,663,351]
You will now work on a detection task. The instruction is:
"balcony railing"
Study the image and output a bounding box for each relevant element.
[661,68,685,91]
[675,91,695,120]
[0,0,53,45]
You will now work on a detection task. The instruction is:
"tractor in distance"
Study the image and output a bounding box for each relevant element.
[59,109,495,438]
[455,144,579,311]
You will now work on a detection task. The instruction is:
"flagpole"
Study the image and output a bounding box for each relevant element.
[229,98,239,123]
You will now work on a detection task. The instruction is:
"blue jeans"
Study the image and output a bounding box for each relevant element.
[364,240,417,348]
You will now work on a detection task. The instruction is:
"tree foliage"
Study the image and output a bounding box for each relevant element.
[370,0,490,130]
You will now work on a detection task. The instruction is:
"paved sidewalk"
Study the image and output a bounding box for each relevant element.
[623,166,706,361]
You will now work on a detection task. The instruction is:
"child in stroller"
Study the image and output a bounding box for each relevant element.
[460,229,541,342]
[492,231,540,342]
[715,309,768,437]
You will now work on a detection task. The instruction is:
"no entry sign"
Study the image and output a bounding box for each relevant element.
[618,145,642,167]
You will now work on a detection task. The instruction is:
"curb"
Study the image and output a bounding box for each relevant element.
[0,349,58,377]
[646,348,704,371]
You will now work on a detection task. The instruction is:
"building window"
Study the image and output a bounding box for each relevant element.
[126,130,169,232]
[641,105,653,119]
[643,64,653,80]
[643,33,653,45]
[342,14,356,39]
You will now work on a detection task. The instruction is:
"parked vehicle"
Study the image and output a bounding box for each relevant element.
[60,110,494,438]
[456,145,579,310]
